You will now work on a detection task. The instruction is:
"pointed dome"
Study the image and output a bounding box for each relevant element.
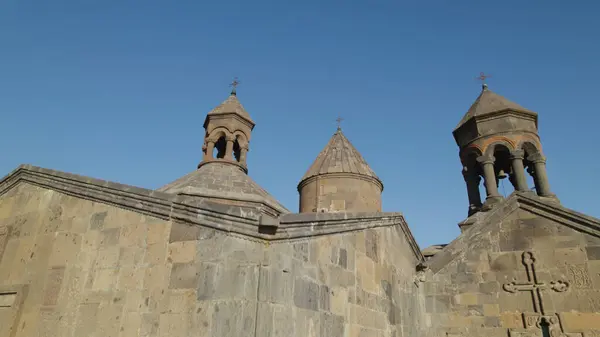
[300,128,381,184]
[297,128,383,213]
[206,93,254,125]
[454,85,536,131]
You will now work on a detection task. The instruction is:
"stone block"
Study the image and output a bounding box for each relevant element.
[349,304,387,330]
[196,262,218,300]
[365,230,379,262]
[169,222,215,243]
[293,242,309,262]
[294,278,319,311]
[48,232,82,267]
[320,313,345,336]
[73,303,100,336]
[94,246,121,269]
[147,220,169,245]
[339,248,348,268]
[330,286,348,316]
[319,285,330,311]
[272,305,294,336]
[169,241,197,264]
[211,301,257,337]
[356,254,376,292]
[119,222,146,247]
[120,312,142,337]
[479,281,499,294]
[146,242,168,266]
[258,266,293,304]
[586,246,600,260]
[90,211,108,230]
[165,289,196,313]
[170,262,200,289]
[561,312,600,332]
[118,266,145,290]
[43,267,65,306]
[99,228,120,248]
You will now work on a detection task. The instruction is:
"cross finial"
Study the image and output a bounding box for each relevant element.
[230,77,240,95]
[336,117,343,131]
[476,72,491,90]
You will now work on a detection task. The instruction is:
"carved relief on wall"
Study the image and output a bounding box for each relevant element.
[566,265,592,289]
[503,251,578,337]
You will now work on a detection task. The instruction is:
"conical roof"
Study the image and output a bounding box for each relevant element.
[300,129,381,184]
[206,93,254,124]
[455,85,536,131]
[158,162,289,214]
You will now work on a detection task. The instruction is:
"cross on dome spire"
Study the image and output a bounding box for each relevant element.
[336,116,343,131]
[230,77,240,95]
[475,72,491,90]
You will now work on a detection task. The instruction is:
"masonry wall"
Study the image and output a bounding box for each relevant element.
[299,176,382,213]
[0,183,425,337]
[258,225,426,337]
[423,208,600,337]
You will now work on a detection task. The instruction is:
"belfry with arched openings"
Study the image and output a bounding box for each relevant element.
[453,83,556,222]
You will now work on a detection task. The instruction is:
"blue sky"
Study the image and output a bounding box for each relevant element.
[1,1,599,248]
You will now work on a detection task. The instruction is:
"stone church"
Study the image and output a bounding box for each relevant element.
[0,82,599,337]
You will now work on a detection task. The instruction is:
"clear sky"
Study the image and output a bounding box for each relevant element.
[1,1,599,248]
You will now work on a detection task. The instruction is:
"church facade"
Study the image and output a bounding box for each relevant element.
[0,83,599,337]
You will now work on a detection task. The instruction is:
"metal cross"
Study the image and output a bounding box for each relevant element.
[336,117,343,130]
[230,77,240,95]
[475,72,491,85]
[503,251,569,315]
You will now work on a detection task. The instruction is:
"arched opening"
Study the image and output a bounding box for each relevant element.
[522,142,541,192]
[213,136,227,159]
[463,151,483,214]
[491,144,514,196]
[233,138,241,162]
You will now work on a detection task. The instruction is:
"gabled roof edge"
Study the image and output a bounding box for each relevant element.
[0,165,418,245]
[427,192,600,274]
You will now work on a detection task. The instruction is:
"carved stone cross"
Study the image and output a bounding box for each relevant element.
[503,251,569,315]
[503,251,577,337]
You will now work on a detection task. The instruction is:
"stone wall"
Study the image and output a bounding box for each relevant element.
[424,207,600,337]
[259,225,425,337]
[298,175,382,213]
[0,182,424,337]
[0,183,176,336]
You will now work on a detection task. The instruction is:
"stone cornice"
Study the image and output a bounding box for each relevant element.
[279,212,424,261]
[0,165,416,248]
[426,191,600,274]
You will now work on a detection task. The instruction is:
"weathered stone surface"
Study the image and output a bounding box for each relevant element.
[1,84,600,337]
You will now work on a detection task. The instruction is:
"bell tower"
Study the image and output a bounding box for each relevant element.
[198,78,255,173]
[454,78,557,218]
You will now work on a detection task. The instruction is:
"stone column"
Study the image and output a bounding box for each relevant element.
[224,136,235,160]
[239,148,248,165]
[509,149,529,192]
[528,153,554,197]
[477,155,503,203]
[204,141,215,160]
[462,167,482,216]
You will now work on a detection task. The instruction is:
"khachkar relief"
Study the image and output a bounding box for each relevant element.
[503,251,581,337]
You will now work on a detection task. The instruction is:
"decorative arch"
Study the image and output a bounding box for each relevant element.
[519,140,542,157]
[232,131,248,148]
[483,138,516,156]
[460,145,483,166]
[207,127,231,143]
